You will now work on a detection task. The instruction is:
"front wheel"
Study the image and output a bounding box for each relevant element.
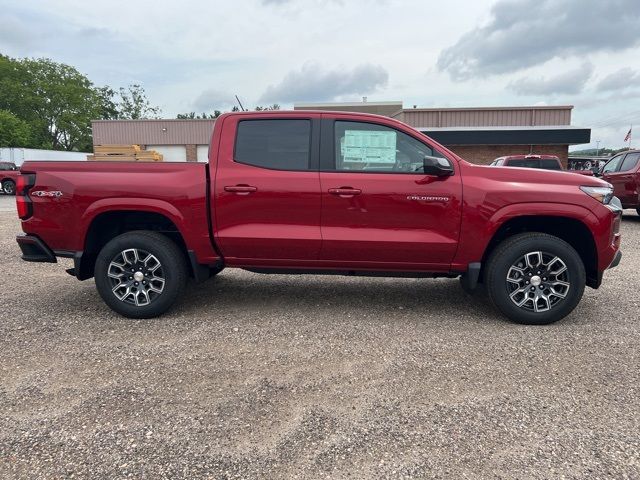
[485,233,586,325]
[94,231,188,318]
[2,179,16,195]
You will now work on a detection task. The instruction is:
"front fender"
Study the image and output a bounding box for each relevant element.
[451,202,599,271]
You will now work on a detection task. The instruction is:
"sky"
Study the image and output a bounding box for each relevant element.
[1,0,639,150]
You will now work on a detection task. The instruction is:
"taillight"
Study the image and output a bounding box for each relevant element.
[16,174,35,220]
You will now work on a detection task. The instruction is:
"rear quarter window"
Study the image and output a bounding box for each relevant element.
[619,153,640,172]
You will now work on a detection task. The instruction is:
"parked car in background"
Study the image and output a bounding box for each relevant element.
[597,150,640,215]
[0,162,19,194]
[489,154,593,175]
[15,111,622,325]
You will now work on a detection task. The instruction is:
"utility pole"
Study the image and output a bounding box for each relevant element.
[596,140,600,156]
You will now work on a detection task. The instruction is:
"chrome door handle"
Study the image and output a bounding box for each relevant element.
[328,187,362,196]
[224,185,257,194]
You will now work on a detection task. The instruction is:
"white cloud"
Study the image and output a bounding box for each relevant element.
[597,68,640,92]
[259,63,388,103]
[439,0,640,80]
[508,63,594,96]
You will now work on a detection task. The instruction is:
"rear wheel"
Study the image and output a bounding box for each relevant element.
[2,179,16,195]
[94,231,188,318]
[636,208,640,216]
[485,233,585,325]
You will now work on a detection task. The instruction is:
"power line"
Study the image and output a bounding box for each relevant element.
[590,109,640,128]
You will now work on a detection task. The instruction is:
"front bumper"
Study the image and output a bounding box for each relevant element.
[608,250,622,269]
[16,234,57,263]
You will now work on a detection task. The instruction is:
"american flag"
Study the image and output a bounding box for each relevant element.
[624,127,632,142]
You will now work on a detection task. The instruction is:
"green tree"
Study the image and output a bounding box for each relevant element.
[176,111,221,119]
[254,104,280,111]
[96,86,120,120]
[117,84,161,119]
[0,110,31,147]
[0,56,107,151]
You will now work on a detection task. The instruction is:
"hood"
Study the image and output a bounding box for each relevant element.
[468,163,610,188]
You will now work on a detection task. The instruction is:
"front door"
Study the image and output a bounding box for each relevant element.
[213,115,322,263]
[318,117,462,270]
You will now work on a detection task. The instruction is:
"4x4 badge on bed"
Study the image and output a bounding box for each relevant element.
[31,191,63,197]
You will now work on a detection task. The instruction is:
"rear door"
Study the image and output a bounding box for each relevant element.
[318,116,462,270]
[213,114,322,263]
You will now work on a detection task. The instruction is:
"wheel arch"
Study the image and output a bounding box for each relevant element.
[481,214,599,288]
[77,208,192,281]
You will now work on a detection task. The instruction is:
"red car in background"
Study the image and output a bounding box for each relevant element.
[0,162,19,195]
[598,150,640,215]
[489,154,593,175]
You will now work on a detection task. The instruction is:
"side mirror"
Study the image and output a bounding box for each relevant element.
[423,156,454,177]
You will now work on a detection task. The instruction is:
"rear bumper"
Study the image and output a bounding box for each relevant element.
[16,234,57,263]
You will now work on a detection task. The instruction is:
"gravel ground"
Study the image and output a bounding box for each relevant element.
[0,193,639,479]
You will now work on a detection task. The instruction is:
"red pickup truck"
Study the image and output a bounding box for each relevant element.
[15,111,623,325]
[489,154,594,175]
[598,149,640,215]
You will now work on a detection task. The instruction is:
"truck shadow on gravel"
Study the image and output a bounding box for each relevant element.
[621,212,640,222]
[173,274,509,326]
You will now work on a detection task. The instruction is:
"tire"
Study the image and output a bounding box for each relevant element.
[2,179,16,195]
[94,231,188,318]
[636,208,640,217]
[485,233,586,325]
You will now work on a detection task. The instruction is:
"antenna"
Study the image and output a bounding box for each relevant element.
[235,95,246,112]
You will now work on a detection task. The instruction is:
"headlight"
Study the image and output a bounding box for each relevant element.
[580,185,614,204]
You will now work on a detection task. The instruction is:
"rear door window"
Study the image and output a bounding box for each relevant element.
[619,153,640,172]
[234,119,311,171]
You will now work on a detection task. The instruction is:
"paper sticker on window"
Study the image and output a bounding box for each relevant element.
[341,130,397,165]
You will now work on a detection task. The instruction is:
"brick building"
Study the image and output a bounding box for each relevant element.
[91,102,590,165]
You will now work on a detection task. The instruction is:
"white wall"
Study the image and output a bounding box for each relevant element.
[0,148,90,166]
[147,145,186,162]
[197,145,209,162]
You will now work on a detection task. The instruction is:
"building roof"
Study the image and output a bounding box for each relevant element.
[91,103,587,147]
[92,119,216,145]
[294,101,403,117]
